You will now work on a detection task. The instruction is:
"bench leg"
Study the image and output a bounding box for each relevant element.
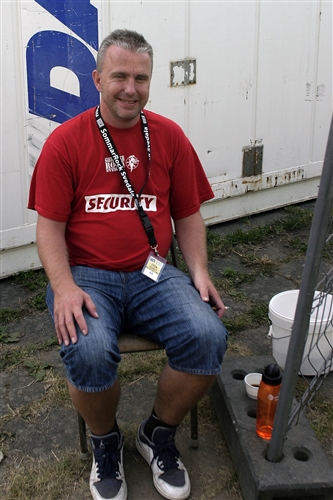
[190,405,199,448]
[78,412,90,460]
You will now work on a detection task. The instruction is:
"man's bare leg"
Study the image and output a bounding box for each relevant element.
[136,364,213,499]
[67,379,120,435]
[154,363,215,425]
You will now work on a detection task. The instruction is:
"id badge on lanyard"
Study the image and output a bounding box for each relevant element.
[142,252,167,282]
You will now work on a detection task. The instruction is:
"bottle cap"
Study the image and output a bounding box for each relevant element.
[262,363,282,385]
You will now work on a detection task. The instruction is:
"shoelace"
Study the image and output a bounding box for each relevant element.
[152,438,180,471]
[95,446,121,480]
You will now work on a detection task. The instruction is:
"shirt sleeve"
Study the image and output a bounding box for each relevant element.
[28,133,75,222]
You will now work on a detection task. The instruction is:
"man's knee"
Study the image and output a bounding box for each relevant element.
[60,334,120,391]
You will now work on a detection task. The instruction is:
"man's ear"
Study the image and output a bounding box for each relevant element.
[92,70,101,92]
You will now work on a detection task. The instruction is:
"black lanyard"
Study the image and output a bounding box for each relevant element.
[95,106,158,254]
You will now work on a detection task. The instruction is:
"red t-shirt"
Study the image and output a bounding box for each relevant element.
[28,108,214,271]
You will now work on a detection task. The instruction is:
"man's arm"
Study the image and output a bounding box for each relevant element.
[36,215,98,346]
[174,211,225,318]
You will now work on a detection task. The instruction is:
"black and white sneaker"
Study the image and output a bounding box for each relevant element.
[90,432,127,500]
[136,421,191,500]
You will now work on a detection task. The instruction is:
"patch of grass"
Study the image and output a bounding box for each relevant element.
[0,372,71,430]
[0,271,48,323]
[206,228,229,259]
[2,450,90,500]
[305,393,333,440]
[248,300,269,324]
[118,350,167,383]
[14,269,48,291]
[0,339,58,371]
[206,205,314,260]
[28,292,48,311]
[221,267,256,288]
[226,336,254,356]
[225,225,274,248]
[0,308,24,325]
[207,226,275,258]
[212,268,256,296]
[223,300,269,334]
[285,236,308,255]
[281,206,314,231]
[42,373,71,408]
[240,254,276,275]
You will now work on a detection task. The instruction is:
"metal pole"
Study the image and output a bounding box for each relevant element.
[267,114,333,462]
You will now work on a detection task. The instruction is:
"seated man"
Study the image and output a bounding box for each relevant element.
[28,29,228,500]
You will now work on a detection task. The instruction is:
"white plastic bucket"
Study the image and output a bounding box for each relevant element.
[268,290,333,376]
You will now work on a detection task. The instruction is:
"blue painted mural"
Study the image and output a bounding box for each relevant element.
[26,0,99,124]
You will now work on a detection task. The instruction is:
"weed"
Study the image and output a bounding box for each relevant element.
[23,359,53,381]
[285,236,308,255]
[240,254,276,276]
[281,206,314,231]
[0,308,23,325]
[0,345,36,371]
[0,340,58,371]
[222,267,256,287]
[222,315,249,333]
[248,301,269,325]
[206,229,228,259]
[15,269,48,291]
[224,226,274,248]
[28,292,48,311]
[213,269,255,296]
[0,327,22,343]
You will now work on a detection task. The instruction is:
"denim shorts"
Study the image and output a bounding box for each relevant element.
[46,265,228,392]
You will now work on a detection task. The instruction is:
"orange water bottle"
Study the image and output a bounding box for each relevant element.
[256,364,282,440]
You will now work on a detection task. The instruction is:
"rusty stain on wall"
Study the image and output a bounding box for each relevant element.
[242,144,263,177]
[211,165,309,201]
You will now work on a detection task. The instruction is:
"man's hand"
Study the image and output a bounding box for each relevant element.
[53,283,98,346]
[36,215,99,345]
[192,272,226,318]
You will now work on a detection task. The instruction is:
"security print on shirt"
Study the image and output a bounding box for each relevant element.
[28,29,228,500]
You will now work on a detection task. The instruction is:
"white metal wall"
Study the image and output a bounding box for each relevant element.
[1,0,332,277]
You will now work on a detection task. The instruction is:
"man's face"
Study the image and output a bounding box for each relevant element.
[93,45,152,128]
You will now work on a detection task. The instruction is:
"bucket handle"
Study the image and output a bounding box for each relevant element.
[267,325,291,340]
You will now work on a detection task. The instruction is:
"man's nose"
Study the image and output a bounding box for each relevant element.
[124,77,136,95]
